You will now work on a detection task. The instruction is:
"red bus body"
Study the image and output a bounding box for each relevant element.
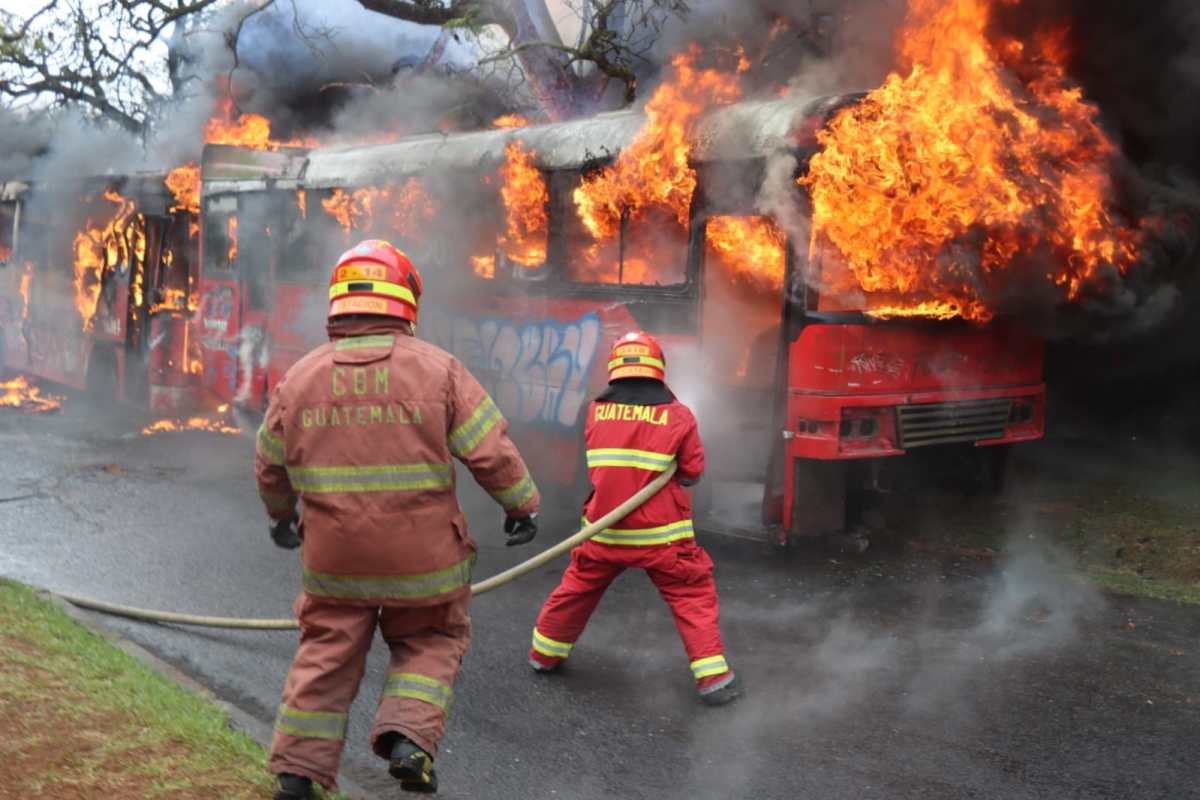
[193,94,1044,544]
[0,177,200,411]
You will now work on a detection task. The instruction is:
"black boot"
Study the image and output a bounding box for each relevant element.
[389,736,438,793]
[700,673,744,707]
[274,773,314,800]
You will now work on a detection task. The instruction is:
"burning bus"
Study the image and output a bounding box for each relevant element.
[0,175,200,410]
[192,86,1045,546]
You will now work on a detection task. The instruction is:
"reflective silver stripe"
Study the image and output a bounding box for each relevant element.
[274,704,347,740]
[531,628,573,658]
[334,334,395,351]
[588,518,695,546]
[690,655,729,679]
[491,473,537,511]
[449,395,502,457]
[302,555,476,601]
[256,424,285,465]
[586,448,675,471]
[287,463,452,493]
[383,672,453,712]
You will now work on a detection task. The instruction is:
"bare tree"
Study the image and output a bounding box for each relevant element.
[0,1,223,134]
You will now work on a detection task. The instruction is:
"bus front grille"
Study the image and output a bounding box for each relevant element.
[895,398,1012,449]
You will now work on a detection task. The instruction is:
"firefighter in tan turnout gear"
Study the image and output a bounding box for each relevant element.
[255,239,540,798]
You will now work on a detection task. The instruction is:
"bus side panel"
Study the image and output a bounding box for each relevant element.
[193,279,242,403]
[0,265,28,371]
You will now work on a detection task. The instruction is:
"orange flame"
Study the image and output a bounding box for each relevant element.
[499,141,548,267]
[573,46,743,242]
[227,216,238,264]
[205,95,316,150]
[0,375,63,413]
[296,190,307,219]
[493,114,531,129]
[19,261,31,321]
[73,189,138,329]
[705,216,787,292]
[471,255,496,279]
[142,406,239,436]
[165,162,201,215]
[803,0,1141,321]
[320,178,437,240]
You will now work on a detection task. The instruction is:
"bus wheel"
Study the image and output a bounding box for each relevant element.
[789,458,848,544]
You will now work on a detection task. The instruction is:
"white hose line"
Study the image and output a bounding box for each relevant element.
[56,464,678,631]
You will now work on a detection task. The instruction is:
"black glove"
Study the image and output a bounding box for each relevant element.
[503,514,538,547]
[270,514,302,550]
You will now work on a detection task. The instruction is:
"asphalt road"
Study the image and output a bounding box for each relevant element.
[0,401,1197,800]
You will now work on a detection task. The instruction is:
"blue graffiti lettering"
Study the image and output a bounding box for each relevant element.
[424,311,600,429]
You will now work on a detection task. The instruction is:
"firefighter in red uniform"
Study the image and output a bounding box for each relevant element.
[255,240,540,798]
[528,331,742,705]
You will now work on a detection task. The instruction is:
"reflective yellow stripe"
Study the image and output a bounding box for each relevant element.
[531,628,573,658]
[608,355,665,371]
[256,424,285,465]
[586,517,695,546]
[491,473,537,511]
[384,672,454,712]
[334,334,395,351]
[586,448,675,471]
[690,655,729,679]
[449,395,502,458]
[274,704,347,740]
[287,463,452,493]
[258,489,295,513]
[302,554,475,601]
[329,280,416,306]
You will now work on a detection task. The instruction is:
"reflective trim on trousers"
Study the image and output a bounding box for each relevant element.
[491,473,537,511]
[383,672,454,712]
[334,334,395,351]
[691,655,730,680]
[449,395,503,458]
[586,448,675,472]
[302,555,476,601]
[287,462,452,493]
[531,627,573,659]
[256,424,285,466]
[274,704,347,740]
[585,517,695,546]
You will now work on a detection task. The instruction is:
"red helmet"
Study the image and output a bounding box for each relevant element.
[608,331,666,382]
[328,239,422,322]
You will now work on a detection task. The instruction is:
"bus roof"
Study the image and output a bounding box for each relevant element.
[203,92,856,194]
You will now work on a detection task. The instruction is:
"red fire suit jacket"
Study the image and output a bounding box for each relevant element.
[254,317,539,606]
[582,380,704,545]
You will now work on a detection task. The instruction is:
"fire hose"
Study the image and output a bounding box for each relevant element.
[55,463,677,631]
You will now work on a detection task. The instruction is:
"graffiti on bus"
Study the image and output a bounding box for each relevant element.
[423,310,602,429]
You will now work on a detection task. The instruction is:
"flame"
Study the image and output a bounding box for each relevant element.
[803,0,1141,321]
[19,261,32,321]
[227,216,238,264]
[320,178,437,240]
[471,255,496,279]
[498,141,548,267]
[296,190,307,219]
[73,189,138,329]
[493,114,531,129]
[142,404,238,435]
[0,375,63,413]
[205,95,316,150]
[0,244,9,261]
[570,45,743,284]
[705,216,787,291]
[148,288,194,316]
[165,162,201,215]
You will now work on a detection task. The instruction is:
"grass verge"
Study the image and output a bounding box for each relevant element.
[0,578,343,799]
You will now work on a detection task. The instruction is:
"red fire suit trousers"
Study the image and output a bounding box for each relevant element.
[269,592,471,790]
[529,539,735,695]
